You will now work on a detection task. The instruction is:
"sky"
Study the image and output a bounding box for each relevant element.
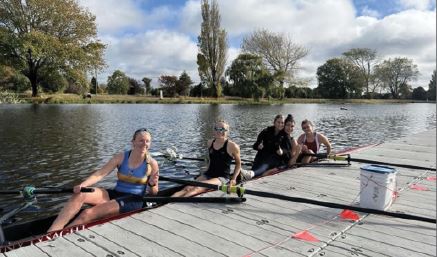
[78,0,436,89]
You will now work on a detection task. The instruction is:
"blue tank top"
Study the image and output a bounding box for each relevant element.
[114,151,151,195]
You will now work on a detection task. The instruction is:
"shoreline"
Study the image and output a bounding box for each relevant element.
[16,93,436,104]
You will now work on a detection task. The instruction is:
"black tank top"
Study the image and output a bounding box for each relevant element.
[205,139,233,179]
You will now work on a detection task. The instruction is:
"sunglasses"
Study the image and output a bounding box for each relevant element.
[214,127,227,133]
[302,126,310,130]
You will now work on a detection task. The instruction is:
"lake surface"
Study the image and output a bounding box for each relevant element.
[0,103,435,223]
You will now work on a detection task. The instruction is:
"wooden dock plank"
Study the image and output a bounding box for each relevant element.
[89,222,182,257]
[325,240,433,257]
[133,207,256,256]
[3,245,48,257]
[111,216,225,257]
[380,142,436,153]
[344,225,435,255]
[73,229,140,257]
[359,215,436,237]
[34,237,95,257]
[63,232,128,257]
[158,202,311,255]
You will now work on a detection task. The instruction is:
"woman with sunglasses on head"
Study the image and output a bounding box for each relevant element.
[48,128,159,232]
[240,114,285,180]
[172,120,241,197]
[297,119,332,164]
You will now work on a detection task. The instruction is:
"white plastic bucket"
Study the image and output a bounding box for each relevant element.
[360,164,397,210]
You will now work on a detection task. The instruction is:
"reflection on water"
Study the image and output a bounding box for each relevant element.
[0,103,435,223]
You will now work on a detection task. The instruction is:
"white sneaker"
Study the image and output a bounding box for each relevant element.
[240,169,254,181]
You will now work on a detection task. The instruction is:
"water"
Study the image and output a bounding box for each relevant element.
[0,103,435,223]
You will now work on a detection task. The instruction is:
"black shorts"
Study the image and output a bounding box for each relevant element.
[107,189,144,213]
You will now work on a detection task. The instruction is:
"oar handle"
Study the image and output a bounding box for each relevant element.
[33,187,95,194]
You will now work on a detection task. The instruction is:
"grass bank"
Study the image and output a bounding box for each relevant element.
[20,93,434,105]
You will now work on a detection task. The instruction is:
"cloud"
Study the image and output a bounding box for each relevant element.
[399,0,434,10]
[101,30,198,85]
[78,0,435,89]
[78,0,145,34]
[361,6,381,17]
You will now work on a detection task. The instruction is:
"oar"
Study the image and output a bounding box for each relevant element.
[142,196,245,204]
[0,187,95,195]
[175,156,253,166]
[157,153,253,165]
[294,162,351,167]
[306,153,436,171]
[160,176,436,224]
[0,200,36,225]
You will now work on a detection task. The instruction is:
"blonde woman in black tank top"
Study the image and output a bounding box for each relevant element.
[172,120,241,197]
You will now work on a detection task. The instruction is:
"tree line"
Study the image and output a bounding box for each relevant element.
[0,0,435,101]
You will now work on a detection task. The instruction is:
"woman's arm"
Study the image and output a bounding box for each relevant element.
[253,129,266,151]
[319,134,332,155]
[288,139,300,166]
[296,134,308,153]
[279,136,291,160]
[148,158,159,195]
[75,153,123,192]
[228,141,241,186]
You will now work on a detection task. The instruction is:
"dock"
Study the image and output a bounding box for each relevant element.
[4,129,436,257]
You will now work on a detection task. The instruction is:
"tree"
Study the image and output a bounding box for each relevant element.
[90,77,97,94]
[374,57,419,99]
[0,64,15,89]
[241,29,309,93]
[0,0,106,96]
[226,53,273,99]
[342,48,377,97]
[316,58,363,99]
[107,70,129,94]
[39,68,68,93]
[159,75,178,97]
[177,71,192,96]
[428,70,436,101]
[142,77,152,96]
[190,83,209,97]
[128,78,144,95]
[197,0,228,98]
[412,86,427,100]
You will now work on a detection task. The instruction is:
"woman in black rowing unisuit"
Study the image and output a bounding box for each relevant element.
[240,114,285,180]
[172,120,241,197]
[48,128,159,232]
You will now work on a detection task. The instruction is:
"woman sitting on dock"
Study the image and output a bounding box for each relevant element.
[172,120,241,197]
[48,128,159,232]
[297,119,332,164]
